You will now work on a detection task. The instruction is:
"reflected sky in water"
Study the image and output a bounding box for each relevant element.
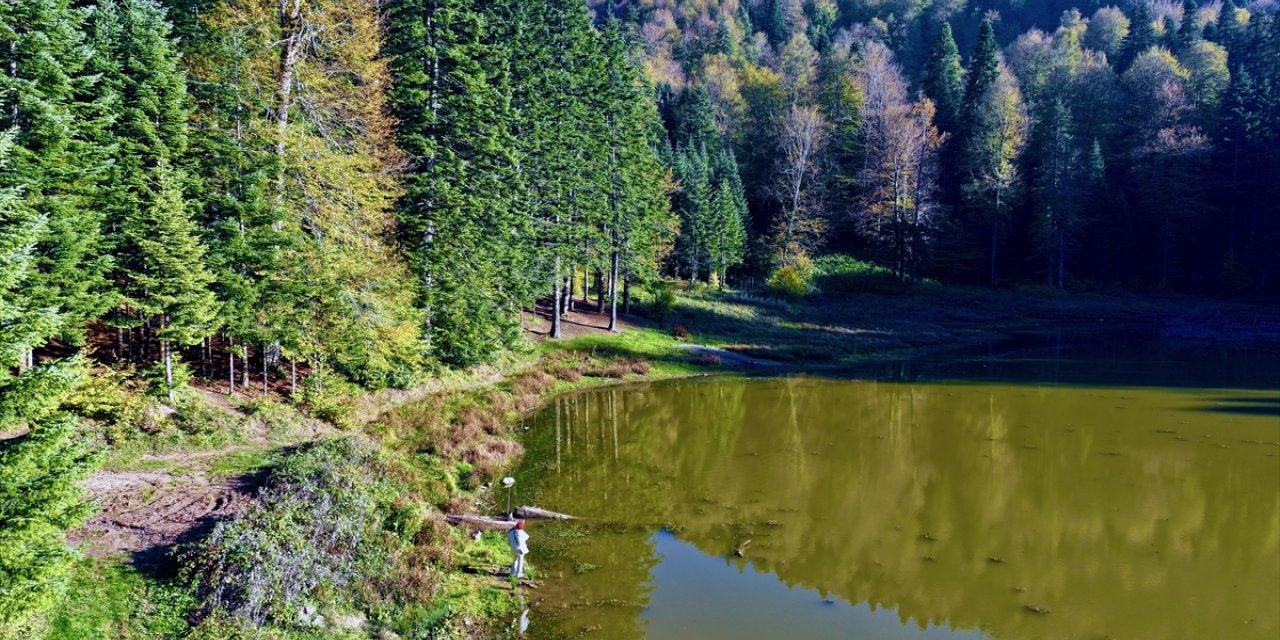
[645,529,987,640]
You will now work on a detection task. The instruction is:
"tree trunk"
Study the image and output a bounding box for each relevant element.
[551,257,563,339]
[990,187,1002,286]
[163,339,175,404]
[263,347,269,394]
[229,338,236,394]
[1057,231,1066,291]
[291,360,297,397]
[609,251,621,332]
[274,0,303,206]
[989,222,999,286]
[567,268,576,312]
[242,345,250,389]
[7,40,17,122]
[623,277,631,315]
[597,269,606,312]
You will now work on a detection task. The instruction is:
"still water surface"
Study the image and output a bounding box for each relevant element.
[514,337,1280,639]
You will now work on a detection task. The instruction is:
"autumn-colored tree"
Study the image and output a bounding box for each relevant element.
[962,63,1030,285]
[858,41,945,281]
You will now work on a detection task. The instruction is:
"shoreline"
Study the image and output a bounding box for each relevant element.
[58,288,1280,637]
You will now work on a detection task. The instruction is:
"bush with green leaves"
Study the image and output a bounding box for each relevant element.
[766,254,815,299]
[189,438,402,629]
[812,254,941,295]
[649,283,678,319]
[0,360,97,635]
[142,357,195,400]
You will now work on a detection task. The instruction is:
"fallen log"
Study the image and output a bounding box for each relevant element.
[445,514,516,531]
[514,506,577,521]
[445,507,578,532]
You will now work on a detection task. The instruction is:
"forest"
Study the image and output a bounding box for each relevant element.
[602,0,1280,294]
[1,0,1278,637]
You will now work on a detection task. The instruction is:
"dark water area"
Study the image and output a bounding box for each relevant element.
[508,334,1280,639]
[853,330,1280,392]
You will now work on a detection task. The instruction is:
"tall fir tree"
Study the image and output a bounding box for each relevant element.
[0,133,95,635]
[386,0,522,364]
[599,19,675,326]
[1121,1,1157,70]
[924,22,965,134]
[118,159,220,401]
[91,0,196,353]
[962,20,1001,121]
[1033,99,1085,290]
[1176,0,1200,52]
[0,0,114,348]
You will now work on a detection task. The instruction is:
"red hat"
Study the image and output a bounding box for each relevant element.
[515,520,525,530]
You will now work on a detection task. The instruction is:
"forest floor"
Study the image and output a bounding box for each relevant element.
[59,285,1280,636]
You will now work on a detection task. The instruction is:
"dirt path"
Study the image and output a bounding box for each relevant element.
[72,469,261,565]
[674,344,783,367]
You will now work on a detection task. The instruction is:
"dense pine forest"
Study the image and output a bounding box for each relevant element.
[1,0,1278,637]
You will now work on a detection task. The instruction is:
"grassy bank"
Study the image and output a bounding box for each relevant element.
[52,285,1280,639]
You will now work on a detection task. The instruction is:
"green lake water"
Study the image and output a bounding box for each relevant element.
[510,336,1280,639]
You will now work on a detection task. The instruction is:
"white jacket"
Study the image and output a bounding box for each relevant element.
[508,528,529,554]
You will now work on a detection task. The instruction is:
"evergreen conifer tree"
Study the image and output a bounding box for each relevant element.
[1121,1,1157,69]
[386,0,522,363]
[963,20,1001,119]
[600,19,675,326]
[0,134,95,635]
[0,0,114,347]
[118,159,220,401]
[1177,0,1201,51]
[924,23,965,133]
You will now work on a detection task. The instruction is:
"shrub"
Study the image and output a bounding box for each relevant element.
[298,373,354,429]
[584,358,651,378]
[141,357,194,399]
[239,397,312,441]
[172,398,242,436]
[766,265,813,298]
[189,438,400,628]
[694,353,722,367]
[673,324,692,341]
[650,283,678,319]
[64,369,148,444]
[0,418,96,636]
[812,254,940,295]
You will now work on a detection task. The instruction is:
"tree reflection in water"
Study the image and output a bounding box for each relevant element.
[516,377,1280,640]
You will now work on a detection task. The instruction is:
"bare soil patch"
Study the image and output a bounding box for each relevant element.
[523,297,639,340]
[72,469,261,569]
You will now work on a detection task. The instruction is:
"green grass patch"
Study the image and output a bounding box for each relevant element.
[813,254,941,295]
[45,558,195,640]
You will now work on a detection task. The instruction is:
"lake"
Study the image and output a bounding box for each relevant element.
[509,334,1280,639]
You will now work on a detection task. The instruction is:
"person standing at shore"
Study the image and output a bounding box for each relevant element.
[508,520,530,578]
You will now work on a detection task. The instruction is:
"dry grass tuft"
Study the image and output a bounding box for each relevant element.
[456,406,502,437]
[585,358,651,379]
[695,353,722,366]
[467,438,525,481]
[511,371,555,411]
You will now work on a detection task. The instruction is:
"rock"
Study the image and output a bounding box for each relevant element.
[336,614,366,630]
